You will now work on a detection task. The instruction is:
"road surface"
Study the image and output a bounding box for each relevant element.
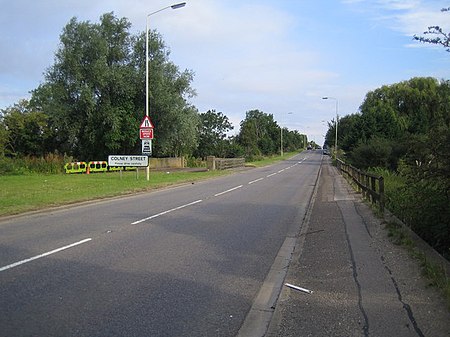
[0,151,320,336]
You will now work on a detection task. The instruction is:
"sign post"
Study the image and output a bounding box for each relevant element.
[139,115,154,181]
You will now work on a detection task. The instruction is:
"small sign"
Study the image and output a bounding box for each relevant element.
[142,139,152,156]
[140,115,154,129]
[108,155,149,167]
[140,128,154,139]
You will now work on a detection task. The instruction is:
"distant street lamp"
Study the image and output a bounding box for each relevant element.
[280,112,293,156]
[145,2,186,181]
[322,97,338,159]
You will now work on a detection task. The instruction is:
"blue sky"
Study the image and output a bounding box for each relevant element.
[1,0,449,145]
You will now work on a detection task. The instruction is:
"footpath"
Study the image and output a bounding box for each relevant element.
[266,157,449,337]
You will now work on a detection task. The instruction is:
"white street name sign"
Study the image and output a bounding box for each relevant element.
[108,155,149,167]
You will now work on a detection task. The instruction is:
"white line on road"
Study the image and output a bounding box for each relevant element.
[266,173,277,178]
[214,185,243,197]
[131,199,203,225]
[0,238,92,272]
[248,178,264,185]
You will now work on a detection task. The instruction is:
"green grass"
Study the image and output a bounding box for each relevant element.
[0,151,304,217]
[246,151,300,167]
[0,169,228,216]
[385,221,450,310]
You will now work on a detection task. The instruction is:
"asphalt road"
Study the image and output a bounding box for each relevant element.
[0,151,321,337]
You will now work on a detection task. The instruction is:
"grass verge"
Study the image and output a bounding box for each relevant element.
[385,221,450,310]
[0,151,303,217]
[0,169,229,217]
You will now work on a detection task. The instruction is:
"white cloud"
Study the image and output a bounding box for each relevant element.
[344,0,450,36]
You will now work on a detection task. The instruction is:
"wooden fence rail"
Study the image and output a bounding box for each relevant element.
[206,156,245,170]
[336,159,385,212]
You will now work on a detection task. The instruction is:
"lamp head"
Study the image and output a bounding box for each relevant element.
[171,2,186,9]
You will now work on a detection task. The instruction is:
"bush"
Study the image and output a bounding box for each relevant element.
[349,137,394,170]
[373,167,450,260]
[0,153,69,175]
[185,156,205,168]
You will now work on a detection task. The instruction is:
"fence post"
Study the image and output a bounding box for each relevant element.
[371,176,376,203]
[379,176,385,213]
[206,156,216,170]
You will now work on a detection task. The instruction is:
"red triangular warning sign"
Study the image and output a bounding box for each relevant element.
[140,115,154,129]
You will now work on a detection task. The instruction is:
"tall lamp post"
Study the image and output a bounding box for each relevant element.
[280,112,293,156]
[145,2,186,181]
[322,97,338,159]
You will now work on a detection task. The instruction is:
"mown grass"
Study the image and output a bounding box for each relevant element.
[0,169,228,216]
[0,151,302,217]
[246,151,299,167]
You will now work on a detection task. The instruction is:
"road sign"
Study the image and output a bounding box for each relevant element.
[108,155,149,167]
[140,115,154,129]
[142,139,152,156]
[140,128,154,139]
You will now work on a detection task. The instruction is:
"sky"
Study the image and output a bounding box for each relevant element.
[1,0,450,145]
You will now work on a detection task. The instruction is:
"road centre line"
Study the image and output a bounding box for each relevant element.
[131,199,203,225]
[248,178,264,185]
[266,173,277,178]
[214,185,243,197]
[0,238,92,272]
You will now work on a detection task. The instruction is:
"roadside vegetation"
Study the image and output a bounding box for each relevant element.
[385,221,450,309]
[0,169,226,216]
[324,77,450,261]
[0,151,300,217]
[1,9,448,262]
[325,8,450,261]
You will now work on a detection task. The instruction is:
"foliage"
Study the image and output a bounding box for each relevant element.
[237,109,306,159]
[331,77,450,258]
[194,109,234,158]
[0,153,68,175]
[0,100,55,157]
[29,12,197,160]
[414,7,450,52]
[349,137,394,170]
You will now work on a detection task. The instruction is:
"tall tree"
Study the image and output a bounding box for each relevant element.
[237,109,280,157]
[31,13,197,159]
[0,100,54,157]
[195,109,233,158]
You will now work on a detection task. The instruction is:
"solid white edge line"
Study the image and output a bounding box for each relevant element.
[131,199,203,225]
[214,185,243,197]
[0,238,92,272]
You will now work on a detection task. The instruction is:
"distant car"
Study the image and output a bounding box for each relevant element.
[323,148,330,155]
[307,146,312,150]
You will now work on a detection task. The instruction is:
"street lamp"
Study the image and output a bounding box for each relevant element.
[145,2,186,181]
[280,112,293,156]
[322,97,338,159]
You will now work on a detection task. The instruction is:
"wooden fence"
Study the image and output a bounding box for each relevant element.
[336,159,385,212]
[206,156,245,170]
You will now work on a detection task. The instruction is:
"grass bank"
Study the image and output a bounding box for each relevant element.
[0,169,228,217]
[0,151,303,217]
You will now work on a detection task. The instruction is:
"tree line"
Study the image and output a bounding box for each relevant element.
[324,77,449,259]
[0,13,306,163]
[330,7,450,258]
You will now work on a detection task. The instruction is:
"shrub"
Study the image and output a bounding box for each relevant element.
[0,153,69,175]
[373,167,450,260]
